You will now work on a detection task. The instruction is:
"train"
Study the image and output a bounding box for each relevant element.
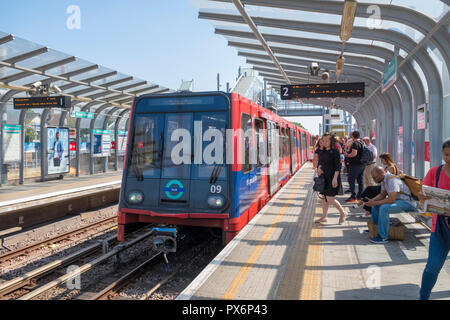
[117,92,312,251]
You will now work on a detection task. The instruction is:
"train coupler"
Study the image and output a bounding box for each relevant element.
[152,227,178,257]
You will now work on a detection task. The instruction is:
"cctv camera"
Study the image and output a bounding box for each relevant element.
[50,84,62,93]
[31,81,42,88]
[321,71,330,82]
[310,62,320,76]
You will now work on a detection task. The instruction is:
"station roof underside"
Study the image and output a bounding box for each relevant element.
[0,31,175,114]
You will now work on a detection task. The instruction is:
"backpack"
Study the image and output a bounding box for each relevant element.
[387,174,422,200]
[360,144,374,165]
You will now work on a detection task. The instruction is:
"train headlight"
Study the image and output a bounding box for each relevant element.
[128,191,144,204]
[207,195,225,208]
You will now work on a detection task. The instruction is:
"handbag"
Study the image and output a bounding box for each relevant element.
[313,175,325,193]
[433,165,450,249]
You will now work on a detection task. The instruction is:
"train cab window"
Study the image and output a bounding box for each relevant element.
[128,114,164,179]
[254,118,265,168]
[192,112,227,180]
[162,113,193,179]
[241,113,254,174]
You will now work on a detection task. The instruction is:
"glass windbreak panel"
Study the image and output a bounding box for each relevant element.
[128,114,164,179]
[192,112,227,180]
[162,113,193,179]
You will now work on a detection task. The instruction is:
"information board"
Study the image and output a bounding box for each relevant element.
[2,124,21,163]
[281,82,365,100]
[14,96,71,109]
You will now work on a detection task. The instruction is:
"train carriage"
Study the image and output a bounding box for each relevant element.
[118,92,311,246]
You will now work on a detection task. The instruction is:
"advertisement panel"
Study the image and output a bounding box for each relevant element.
[2,124,21,163]
[117,130,128,156]
[47,127,70,175]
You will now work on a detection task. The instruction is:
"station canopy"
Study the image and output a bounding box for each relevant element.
[0,31,175,111]
[189,0,449,113]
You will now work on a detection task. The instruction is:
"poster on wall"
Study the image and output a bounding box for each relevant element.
[92,130,111,157]
[93,134,103,156]
[47,127,70,175]
[2,124,21,163]
[117,130,128,156]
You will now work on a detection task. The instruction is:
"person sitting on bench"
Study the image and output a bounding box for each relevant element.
[364,166,417,244]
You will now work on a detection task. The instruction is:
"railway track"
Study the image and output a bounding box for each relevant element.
[0,216,117,264]
[87,233,221,301]
[11,227,154,300]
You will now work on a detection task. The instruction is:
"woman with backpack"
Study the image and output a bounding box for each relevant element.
[418,138,450,300]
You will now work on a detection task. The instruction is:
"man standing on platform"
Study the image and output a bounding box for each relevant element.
[345,131,365,202]
[363,137,378,187]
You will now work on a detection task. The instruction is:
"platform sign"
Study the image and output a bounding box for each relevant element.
[47,127,70,175]
[280,82,365,100]
[92,129,111,135]
[2,124,21,163]
[382,56,397,93]
[417,104,426,130]
[14,96,71,109]
[71,111,94,119]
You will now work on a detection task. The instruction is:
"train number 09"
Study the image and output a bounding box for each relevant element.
[210,185,222,193]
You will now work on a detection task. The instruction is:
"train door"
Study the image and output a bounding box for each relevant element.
[289,128,295,174]
[266,120,278,196]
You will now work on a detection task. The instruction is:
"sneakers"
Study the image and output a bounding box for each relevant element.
[370,235,388,244]
[345,197,357,203]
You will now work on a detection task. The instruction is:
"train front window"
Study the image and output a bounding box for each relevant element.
[192,112,227,180]
[129,114,164,179]
[162,113,193,179]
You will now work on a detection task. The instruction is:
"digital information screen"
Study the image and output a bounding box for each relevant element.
[280,82,365,100]
[14,96,71,109]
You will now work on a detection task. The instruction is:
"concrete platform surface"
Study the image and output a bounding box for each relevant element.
[177,163,450,300]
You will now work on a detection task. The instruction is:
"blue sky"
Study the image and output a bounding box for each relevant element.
[0,0,322,134]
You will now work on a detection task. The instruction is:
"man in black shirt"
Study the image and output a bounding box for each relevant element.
[345,131,365,202]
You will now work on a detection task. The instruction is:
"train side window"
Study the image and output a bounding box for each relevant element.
[241,113,253,174]
[255,118,265,168]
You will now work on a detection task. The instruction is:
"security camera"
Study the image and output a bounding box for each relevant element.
[31,81,42,88]
[310,62,320,76]
[321,70,330,82]
[50,84,62,93]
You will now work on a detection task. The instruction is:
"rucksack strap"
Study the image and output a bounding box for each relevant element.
[436,165,443,188]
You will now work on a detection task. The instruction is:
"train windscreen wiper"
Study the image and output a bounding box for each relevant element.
[209,164,222,184]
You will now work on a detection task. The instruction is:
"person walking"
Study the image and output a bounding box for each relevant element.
[345,131,365,202]
[315,134,347,224]
[418,138,450,300]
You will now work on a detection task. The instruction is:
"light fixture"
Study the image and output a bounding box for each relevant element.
[340,0,358,42]
[336,55,346,77]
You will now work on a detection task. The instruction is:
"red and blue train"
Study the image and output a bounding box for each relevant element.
[117,92,312,247]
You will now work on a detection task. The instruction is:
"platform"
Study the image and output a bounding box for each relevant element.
[0,172,122,232]
[177,163,450,300]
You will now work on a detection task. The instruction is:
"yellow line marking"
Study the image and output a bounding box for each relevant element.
[299,200,323,300]
[222,173,308,300]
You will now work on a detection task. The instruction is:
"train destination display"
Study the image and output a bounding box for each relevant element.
[281,82,365,100]
[14,96,71,109]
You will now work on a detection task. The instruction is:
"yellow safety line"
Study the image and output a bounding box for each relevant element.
[299,200,323,300]
[222,173,308,300]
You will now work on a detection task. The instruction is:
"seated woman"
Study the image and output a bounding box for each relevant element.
[357,152,400,218]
